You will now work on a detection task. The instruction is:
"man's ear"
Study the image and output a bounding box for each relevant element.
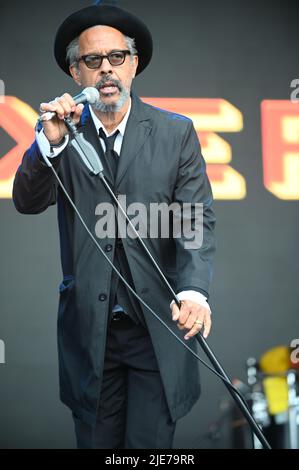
[69,65,82,85]
[132,55,139,78]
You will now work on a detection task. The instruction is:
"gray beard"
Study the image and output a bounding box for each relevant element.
[92,87,130,113]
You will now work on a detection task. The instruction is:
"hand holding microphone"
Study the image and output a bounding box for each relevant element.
[39,87,99,145]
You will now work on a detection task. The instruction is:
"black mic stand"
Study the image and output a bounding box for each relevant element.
[64,117,271,450]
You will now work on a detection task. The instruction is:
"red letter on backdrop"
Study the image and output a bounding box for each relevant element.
[142,97,246,199]
[0,97,37,198]
[261,100,299,199]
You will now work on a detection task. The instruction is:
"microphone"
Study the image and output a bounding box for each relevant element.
[39,87,99,121]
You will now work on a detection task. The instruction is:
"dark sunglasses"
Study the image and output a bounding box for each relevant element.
[77,50,131,69]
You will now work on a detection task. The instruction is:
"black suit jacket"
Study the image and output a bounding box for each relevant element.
[13,94,216,425]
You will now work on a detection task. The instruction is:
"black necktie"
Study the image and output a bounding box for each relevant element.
[98,128,119,179]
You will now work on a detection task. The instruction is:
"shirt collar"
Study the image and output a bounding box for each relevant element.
[89,98,132,138]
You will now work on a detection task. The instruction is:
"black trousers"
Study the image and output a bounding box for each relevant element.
[73,315,176,449]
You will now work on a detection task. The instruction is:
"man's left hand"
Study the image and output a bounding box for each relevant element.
[171,300,211,340]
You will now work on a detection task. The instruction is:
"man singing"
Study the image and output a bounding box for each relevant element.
[13,3,215,449]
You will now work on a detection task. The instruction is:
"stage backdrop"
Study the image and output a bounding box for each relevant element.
[0,0,298,448]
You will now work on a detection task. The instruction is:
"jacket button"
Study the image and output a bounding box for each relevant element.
[105,244,113,252]
[98,293,107,301]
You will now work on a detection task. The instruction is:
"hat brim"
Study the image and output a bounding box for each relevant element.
[54,5,153,76]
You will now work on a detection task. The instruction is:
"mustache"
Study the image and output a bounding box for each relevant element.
[95,76,122,91]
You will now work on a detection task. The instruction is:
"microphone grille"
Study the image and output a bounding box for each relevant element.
[82,87,99,105]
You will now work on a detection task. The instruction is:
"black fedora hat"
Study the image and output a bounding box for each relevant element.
[54,5,153,76]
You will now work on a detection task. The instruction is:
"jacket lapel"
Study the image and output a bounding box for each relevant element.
[116,94,152,187]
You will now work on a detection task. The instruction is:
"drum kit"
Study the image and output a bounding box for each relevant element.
[236,345,299,449]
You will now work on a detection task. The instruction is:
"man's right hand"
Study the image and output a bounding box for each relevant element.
[39,93,84,145]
